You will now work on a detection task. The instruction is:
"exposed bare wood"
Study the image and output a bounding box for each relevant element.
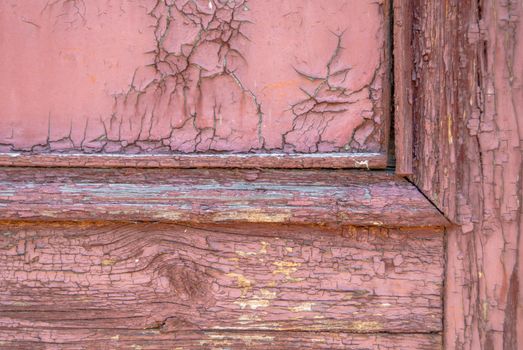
[0,152,388,169]
[411,0,523,349]
[0,168,448,227]
[0,222,443,340]
[393,0,414,175]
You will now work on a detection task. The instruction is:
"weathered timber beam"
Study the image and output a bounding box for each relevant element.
[0,168,447,227]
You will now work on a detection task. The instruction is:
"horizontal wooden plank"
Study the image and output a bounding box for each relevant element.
[0,330,442,349]
[0,222,444,334]
[0,168,447,227]
[0,152,388,169]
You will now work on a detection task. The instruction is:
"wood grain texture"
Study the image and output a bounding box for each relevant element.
[393,0,414,175]
[0,222,443,345]
[411,1,522,349]
[0,152,388,169]
[0,331,442,350]
[0,168,447,227]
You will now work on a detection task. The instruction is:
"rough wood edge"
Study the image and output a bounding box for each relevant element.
[393,0,414,175]
[0,330,443,349]
[0,168,448,227]
[381,0,393,167]
[410,1,523,349]
[0,152,388,169]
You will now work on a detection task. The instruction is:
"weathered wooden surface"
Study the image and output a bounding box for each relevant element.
[411,1,522,349]
[393,0,414,175]
[0,331,442,350]
[0,168,447,227]
[0,222,443,347]
[0,152,388,169]
[0,0,390,158]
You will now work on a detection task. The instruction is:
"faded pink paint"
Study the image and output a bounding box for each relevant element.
[0,0,388,154]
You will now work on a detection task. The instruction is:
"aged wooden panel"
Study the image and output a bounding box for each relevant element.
[0,331,442,350]
[0,168,447,227]
[411,1,522,349]
[0,0,390,163]
[0,222,443,342]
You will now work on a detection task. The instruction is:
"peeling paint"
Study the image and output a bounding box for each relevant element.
[101,258,116,266]
[234,299,270,310]
[350,321,382,332]
[289,302,315,312]
[0,0,389,156]
[212,210,292,223]
[226,272,252,296]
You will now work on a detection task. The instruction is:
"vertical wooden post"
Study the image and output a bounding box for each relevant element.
[393,0,413,175]
[411,1,523,349]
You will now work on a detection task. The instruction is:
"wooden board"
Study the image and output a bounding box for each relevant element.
[0,331,442,350]
[0,0,391,167]
[0,221,443,347]
[0,152,387,169]
[0,168,447,227]
[410,1,523,349]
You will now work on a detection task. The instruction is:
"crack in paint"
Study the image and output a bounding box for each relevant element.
[0,0,387,155]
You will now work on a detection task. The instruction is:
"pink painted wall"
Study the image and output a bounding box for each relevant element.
[0,0,387,154]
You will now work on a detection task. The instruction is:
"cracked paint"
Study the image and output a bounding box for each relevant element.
[0,221,444,336]
[0,0,388,154]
